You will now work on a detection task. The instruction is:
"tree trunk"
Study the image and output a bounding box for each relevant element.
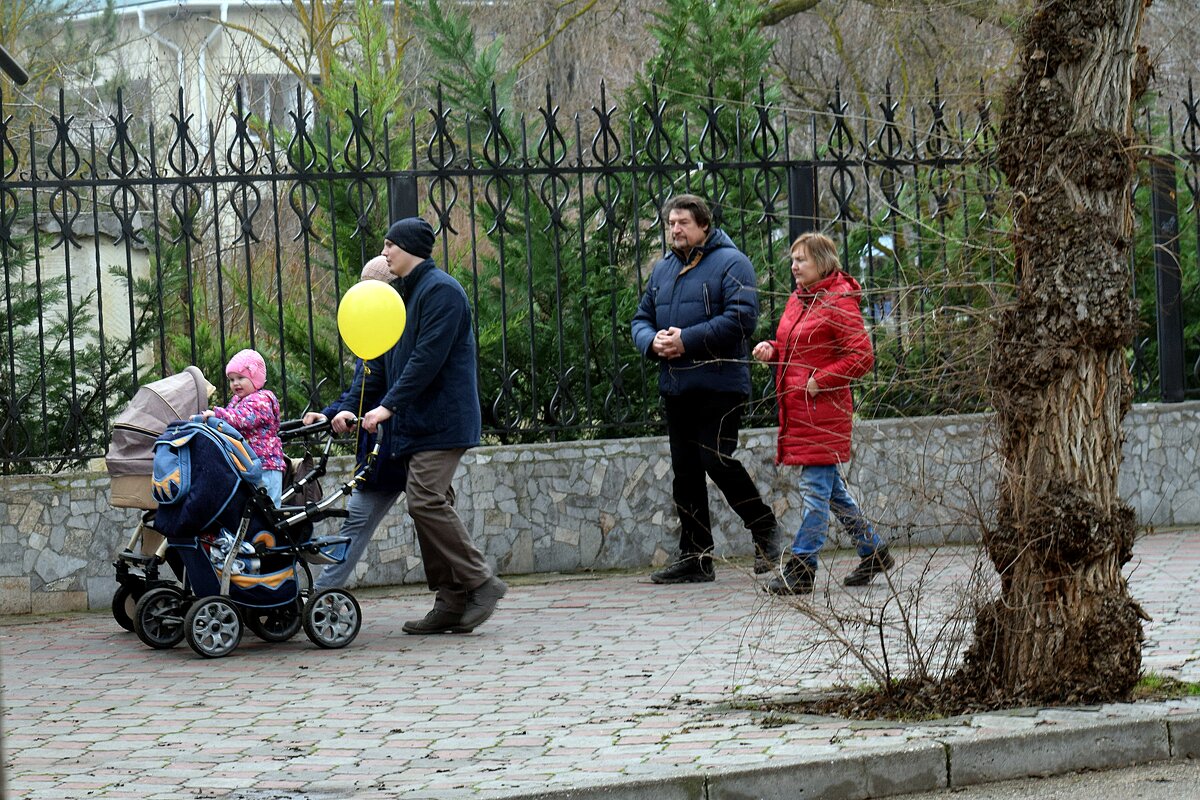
[961,0,1152,705]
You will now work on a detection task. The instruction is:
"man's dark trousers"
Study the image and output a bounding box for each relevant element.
[663,391,776,556]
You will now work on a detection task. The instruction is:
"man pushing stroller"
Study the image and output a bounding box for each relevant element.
[306,221,507,636]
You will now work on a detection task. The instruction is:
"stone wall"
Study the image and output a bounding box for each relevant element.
[1,401,1197,616]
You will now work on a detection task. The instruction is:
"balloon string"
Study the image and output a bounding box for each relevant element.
[355,363,370,465]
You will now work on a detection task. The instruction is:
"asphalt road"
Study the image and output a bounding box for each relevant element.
[887,760,1200,799]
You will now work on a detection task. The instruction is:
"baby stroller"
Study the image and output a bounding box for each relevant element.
[107,368,333,626]
[106,370,375,658]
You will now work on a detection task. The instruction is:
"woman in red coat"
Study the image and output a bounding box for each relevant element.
[752,232,892,594]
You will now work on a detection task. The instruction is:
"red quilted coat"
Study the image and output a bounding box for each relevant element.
[769,270,873,466]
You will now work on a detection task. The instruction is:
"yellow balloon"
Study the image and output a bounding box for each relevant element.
[337,280,407,359]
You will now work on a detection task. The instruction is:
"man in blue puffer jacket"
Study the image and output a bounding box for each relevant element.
[334,217,506,635]
[632,194,781,584]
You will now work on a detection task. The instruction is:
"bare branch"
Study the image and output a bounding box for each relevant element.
[760,0,1017,29]
[759,0,822,27]
[517,0,602,69]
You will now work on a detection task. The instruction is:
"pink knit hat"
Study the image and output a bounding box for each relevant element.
[225,348,267,390]
[359,255,392,282]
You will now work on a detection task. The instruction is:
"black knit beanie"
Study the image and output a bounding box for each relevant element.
[385,217,435,260]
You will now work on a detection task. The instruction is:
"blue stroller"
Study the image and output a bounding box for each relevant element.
[127,413,373,658]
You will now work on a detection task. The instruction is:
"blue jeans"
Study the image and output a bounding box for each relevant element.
[262,469,284,506]
[314,487,402,590]
[790,464,882,568]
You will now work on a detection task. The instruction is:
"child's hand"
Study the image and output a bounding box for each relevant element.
[201,410,215,419]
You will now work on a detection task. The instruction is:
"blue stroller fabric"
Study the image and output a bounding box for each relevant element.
[151,416,264,537]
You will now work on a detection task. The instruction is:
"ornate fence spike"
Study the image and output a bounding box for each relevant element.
[166,88,201,178]
[225,84,260,176]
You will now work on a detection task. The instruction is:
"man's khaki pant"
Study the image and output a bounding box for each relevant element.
[406,448,492,613]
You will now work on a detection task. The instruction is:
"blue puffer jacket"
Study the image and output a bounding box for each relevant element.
[345,260,482,457]
[631,228,760,396]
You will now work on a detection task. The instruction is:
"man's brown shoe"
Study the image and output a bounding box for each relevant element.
[459,576,508,630]
[402,608,472,635]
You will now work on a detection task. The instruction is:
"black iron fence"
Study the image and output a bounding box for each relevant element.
[1,80,1198,472]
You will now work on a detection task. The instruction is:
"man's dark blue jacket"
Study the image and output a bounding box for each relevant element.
[342,259,481,457]
[631,228,760,396]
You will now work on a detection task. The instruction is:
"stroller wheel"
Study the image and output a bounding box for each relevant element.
[303,589,362,649]
[133,586,188,649]
[185,596,244,658]
[112,585,137,632]
[246,602,302,642]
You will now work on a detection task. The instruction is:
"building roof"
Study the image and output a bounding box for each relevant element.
[77,0,292,18]
[78,0,403,11]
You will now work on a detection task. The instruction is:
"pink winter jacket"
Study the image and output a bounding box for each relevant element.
[212,389,286,472]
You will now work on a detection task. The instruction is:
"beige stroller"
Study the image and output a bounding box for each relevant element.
[106,366,213,631]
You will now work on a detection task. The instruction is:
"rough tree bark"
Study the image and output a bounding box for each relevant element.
[961,0,1153,705]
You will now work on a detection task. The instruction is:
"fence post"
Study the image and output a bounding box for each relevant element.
[1150,157,1185,403]
[388,174,419,222]
[787,164,818,242]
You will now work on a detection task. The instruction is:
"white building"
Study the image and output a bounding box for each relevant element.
[79,0,321,149]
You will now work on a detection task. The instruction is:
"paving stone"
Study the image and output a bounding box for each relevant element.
[3,530,1200,799]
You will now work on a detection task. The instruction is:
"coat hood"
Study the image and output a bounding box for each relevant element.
[798,269,863,299]
[670,227,736,264]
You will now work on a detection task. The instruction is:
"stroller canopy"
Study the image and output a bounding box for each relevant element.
[106,366,214,477]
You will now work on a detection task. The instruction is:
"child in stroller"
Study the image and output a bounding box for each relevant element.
[107,368,378,658]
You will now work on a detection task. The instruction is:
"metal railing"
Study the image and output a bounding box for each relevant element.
[1,80,1198,471]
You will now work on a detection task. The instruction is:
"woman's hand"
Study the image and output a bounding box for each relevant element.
[752,341,776,363]
[807,375,819,398]
[330,410,357,434]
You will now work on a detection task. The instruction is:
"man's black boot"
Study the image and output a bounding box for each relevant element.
[765,557,815,595]
[459,576,508,630]
[752,528,783,575]
[651,554,715,584]
[843,545,895,586]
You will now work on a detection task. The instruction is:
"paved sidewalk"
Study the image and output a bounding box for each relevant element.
[3,530,1200,800]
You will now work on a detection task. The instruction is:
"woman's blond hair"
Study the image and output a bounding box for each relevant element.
[791,232,841,278]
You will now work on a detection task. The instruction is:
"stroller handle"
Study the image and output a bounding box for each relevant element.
[275,437,381,531]
[280,415,365,441]
[280,418,336,440]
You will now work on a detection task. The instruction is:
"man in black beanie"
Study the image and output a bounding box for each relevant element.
[384,217,435,261]
[328,216,507,634]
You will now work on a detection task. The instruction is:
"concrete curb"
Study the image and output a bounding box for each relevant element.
[507,711,1200,800]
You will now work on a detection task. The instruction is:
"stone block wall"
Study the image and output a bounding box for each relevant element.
[1,401,1197,616]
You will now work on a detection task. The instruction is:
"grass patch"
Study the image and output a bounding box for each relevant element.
[1131,673,1200,700]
